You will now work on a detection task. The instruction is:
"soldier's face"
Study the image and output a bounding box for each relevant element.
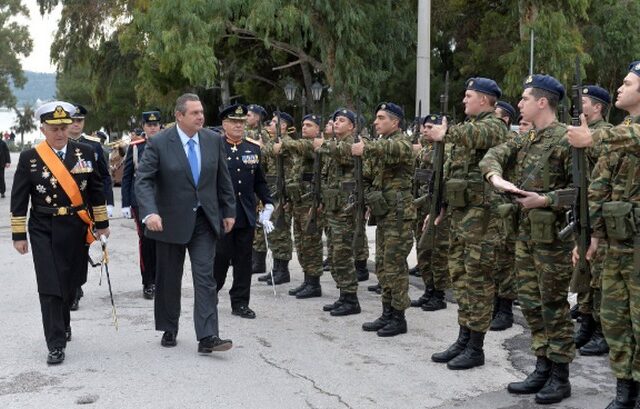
[69,118,85,135]
[374,111,398,135]
[616,73,640,112]
[246,111,260,127]
[143,122,160,138]
[222,119,245,140]
[519,119,532,132]
[175,100,204,135]
[324,120,334,134]
[270,117,288,134]
[494,108,510,126]
[333,116,354,137]
[42,123,70,150]
[463,90,484,116]
[518,88,539,123]
[265,122,276,136]
[301,120,320,138]
[581,96,598,121]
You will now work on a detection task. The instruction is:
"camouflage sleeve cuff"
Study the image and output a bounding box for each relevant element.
[11,214,27,240]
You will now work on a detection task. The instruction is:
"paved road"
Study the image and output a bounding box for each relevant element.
[0,152,614,408]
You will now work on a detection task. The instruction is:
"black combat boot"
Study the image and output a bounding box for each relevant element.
[355,260,369,282]
[296,276,322,299]
[411,286,433,307]
[579,323,609,356]
[432,326,471,363]
[322,257,330,271]
[288,275,309,296]
[408,265,420,277]
[377,307,407,337]
[574,313,596,348]
[362,303,392,331]
[570,303,581,320]
[252,250,266,275]
[534,362,571,404]
[447,330,485,370]
[266,259,290,285]
[507,356,552,394]
[330,292,361,316]
[606,378,638,409]
[367,282,381,292]
[422,290,447,311]
[323,293,345,312]
[490,297,514,331]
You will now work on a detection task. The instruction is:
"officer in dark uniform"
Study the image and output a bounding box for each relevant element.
[121,111,162,299]
[68,104,114,310]
[11,101,110,364]
[213,104,273,319]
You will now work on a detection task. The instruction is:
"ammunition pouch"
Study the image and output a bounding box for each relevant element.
[445,179,468,208]
[528,209,557,244]
[555,188,578,208]
[341,180,355,193]
[322,188,342,213]
[603,201,636,240]
[366,191,390,217]
[414,168,433,185]
[496,203,518,237]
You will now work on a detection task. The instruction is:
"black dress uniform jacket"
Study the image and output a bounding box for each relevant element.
[75,134,114,206]
[10,140,108,298]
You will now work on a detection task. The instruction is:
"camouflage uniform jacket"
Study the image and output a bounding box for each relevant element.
[319,134,355,211]
[592,116,640,155]
[280,136,315,204]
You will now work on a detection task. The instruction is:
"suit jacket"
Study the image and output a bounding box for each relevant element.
[135,126,236,244]
[0,139,10,165]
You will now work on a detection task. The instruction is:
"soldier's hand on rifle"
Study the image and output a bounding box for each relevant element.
[572,237,599,266]
[312,137,324,151]
[422,208,445,231]
[273,142,282,155]
[429,117,448,142]
[13,240,28,255]
[351,141,365,156]
[567,114,593,148]
[515,191,548,209]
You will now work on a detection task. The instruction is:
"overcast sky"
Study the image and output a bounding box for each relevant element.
[16,0,61,73]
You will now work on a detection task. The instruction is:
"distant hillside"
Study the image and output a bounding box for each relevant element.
[9,71,56,108]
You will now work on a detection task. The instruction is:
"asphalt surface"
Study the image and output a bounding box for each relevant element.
[0,152,615,408]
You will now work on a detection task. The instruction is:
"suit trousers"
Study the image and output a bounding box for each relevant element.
[132,206,157,286]
[0,166,5,194]
[154,210,219,340]
[39,293,71,351]
[214,226,254,308]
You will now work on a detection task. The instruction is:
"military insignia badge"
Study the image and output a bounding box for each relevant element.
[36,184,46,194]
[42,167,51,179]
[53,106,67,119]
[148,113,157,121]
[45,195,52,204]
[528,130,536,141]
[235,106,243,115]
[583,88,589,94]
[635,62,640,71]
[79,180,87,191]
[379,104,386,110]
[624,118,632,126]
[525,75,533,84]
[468,80,474,87]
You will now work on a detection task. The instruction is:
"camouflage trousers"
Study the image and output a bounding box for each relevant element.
[326,210,358,294]
[601,246,640,380]
[448,234,497,333]
[354,221,369,262]
[376,216,414,310]
[577,241,608,322]
[291,202,323,278]
[414,215,450,291]
[516,239,575,363]
[253,203,293,260]
[494,237,517,300]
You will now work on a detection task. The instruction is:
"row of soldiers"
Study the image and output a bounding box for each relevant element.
[231,60,640,408]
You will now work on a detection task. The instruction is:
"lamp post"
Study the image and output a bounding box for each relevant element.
[284,81,297,103]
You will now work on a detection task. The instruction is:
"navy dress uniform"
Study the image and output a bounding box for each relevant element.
[10,101,109,364]
[121,111,161,299]
[213,104,273,319]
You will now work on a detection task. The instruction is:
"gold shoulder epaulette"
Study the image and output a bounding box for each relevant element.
[83,135,102,143]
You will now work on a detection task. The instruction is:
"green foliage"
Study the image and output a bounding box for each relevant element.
[12,104,37,148]
[0,0,32,107]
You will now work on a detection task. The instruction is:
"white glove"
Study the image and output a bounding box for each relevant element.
[262,220,275,234]
[107,205,114,218]
[259,203,274,225]
[121,207,131,219]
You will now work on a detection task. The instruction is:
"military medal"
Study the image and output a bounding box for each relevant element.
[42,167,51,179]
[45,196,52,204]
[36,184,46,194]
[50,177,58,189]
[231,144,238,153]
[79,180,87,191]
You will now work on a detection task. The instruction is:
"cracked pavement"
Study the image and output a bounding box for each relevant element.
[0,152,615,408]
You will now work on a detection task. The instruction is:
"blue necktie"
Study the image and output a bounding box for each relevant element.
[187,139,199,185]
[56,151,64,160]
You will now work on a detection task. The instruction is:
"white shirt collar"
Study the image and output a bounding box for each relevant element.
[176,125,199,146]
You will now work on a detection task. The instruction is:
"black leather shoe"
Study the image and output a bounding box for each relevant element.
[570,303,581,320]
[65,326,72,342]
[296,277,321,299]
[367,283,380,292]
[70,297,80,311]
[535,362,571,404]
[0,193,5,198]
[376,307,407,337]
[161,331,177,347]
[322,258,330,271]
[432,326,470,363]
[232,305,256,319]
[198,336,232,353]
[408,265,420,277]
[507,356,552,394]
[355,260,369,282]
[422,290,447,311]
[47,348,65,365]
[411,287,433,307]
[257,273,271,282]
[330,293,361,316]
[143,284,155,300]
[447,331,485,370]
[362,303,392,331]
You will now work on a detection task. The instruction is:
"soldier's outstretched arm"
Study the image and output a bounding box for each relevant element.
[479,138,520,184]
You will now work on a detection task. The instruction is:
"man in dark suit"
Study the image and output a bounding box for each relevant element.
[135,93,236,354]
[214,104,273,319]
[11,101,110,364]
[0,135,10,198]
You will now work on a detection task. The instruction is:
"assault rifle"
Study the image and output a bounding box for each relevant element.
[273,110,287,229]
[559,58,591,293]
[351,102,366,249]
[304,109,324,235]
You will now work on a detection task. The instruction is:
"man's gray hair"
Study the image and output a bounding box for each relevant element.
[175,93,200,114]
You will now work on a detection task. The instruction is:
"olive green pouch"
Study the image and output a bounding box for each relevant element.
[603,201,635,240]
[528,209,557,244]
[287,182,302,203]
[445,179,468,208]
[366,190,390,217]
[323,188,340,213]
[496,203,517,237]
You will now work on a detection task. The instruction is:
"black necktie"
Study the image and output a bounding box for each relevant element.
[56,151,64,160]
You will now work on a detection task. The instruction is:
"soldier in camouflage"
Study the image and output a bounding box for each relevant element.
[273,114,324,299]
[353,102,415,337]
[427,78,507,370]
[567,61,640,409]
[481,74,574,404]
[411,114,450,312]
